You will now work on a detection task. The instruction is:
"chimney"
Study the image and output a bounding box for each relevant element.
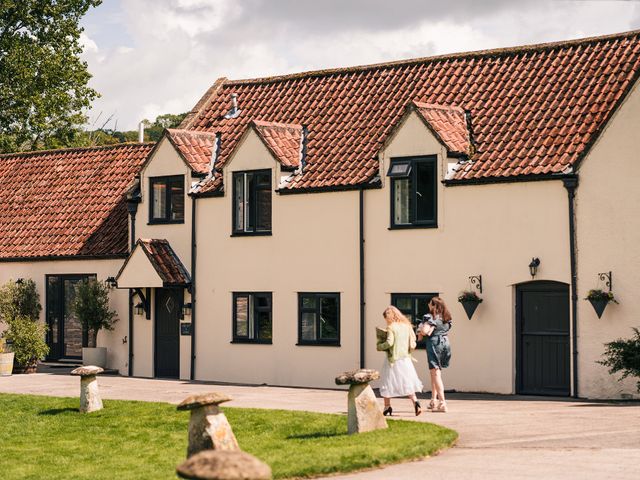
[138,121,145,143]
[223,94,241,119]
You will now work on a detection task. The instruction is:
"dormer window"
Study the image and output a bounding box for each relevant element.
[232,169,272,235]
[149,175,184,224]
[388,156,437,228]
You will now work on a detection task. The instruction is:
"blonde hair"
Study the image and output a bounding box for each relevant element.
[429,297,452,322]
[383,305,412,325]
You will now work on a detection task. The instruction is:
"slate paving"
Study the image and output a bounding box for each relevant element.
[1,372,639,479]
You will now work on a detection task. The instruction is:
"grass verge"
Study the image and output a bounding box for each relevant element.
[0,393,457,479]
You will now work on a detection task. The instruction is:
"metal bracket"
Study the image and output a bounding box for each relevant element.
[133,287,151,320]
[469,275,483,294]
[598,271,612,292]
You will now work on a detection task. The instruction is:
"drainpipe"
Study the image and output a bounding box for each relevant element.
[359,188,365,369]
[190,195,197,380]
[563,175,579,398]
[126,191,141,377]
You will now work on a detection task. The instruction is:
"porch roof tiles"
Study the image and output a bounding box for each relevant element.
[137,239,190,286]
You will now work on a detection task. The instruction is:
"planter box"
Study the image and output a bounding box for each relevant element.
[83,347,107,368]
[589,298,609,319]
[0,352,14,376]
[460,299,481,320]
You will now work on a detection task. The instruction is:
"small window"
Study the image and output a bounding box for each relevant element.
[232,292,272,343]
[298,293,340,346]
[391,293,438,349]
[149,176,184,223]
[389,156,437,228]
[233,170,272,234]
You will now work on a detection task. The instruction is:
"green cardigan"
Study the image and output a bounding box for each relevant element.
[376,322,417,363]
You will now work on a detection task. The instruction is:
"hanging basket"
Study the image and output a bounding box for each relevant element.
[588,298,609,319]
[460,299,481,320]
[585,289,617,319]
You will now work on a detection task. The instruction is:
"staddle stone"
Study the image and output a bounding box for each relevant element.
[335,368,380,385]
[176,450,272,480]
[335,369,387,434]
[178,392,239,457]
[70,365,104,413]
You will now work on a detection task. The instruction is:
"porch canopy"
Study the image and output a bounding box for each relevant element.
[115,239,191,289]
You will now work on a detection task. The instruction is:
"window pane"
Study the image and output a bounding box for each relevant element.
[255,185,271,231]
[301,312,316,341]
[394,296,412,312]
[235,296,248,337]
[152,182,166,219]
[247,174,256,231]
[256,310,272,340]
[394,178,411,224]
[302,296,316,309]
[169,180,184,221]
[319,297,338,340]
[234,174,245,231]
[416,161,435,222]
[388,162,411,177]
[256,295,270,309]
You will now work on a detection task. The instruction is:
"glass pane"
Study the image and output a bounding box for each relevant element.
[64,279,84,356]
[247,174,256,231]
[255,185,271,231]
[416,161,435,222]
[169,179,184,221]
[301,312,316,341]
[302,296,316,309]
[394,178,411,225]
[46,276,61,356]
[256,295,270,309]
[152,182,166,219]
[235,296,248,337]
[234,174,245,231]
[256,310,272,340]
[393,296,412,313]
[389,162,411,177]
[319,297,338,340]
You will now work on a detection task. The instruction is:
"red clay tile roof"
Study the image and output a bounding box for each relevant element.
[412,102,471,156]
[0,143,154,260]
[183,30,640,191]
[137,239,190,286]
[165,129,218,175]
[252,120,303,169]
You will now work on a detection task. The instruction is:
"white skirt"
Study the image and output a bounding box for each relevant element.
[379,356,423,398]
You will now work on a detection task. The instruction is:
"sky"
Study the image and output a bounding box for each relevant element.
[80,0,640,130]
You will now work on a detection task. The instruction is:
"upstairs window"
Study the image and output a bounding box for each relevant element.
[389,156,437,228]
[149,175,184,224]
[298,293,340,346]
[232,292,272,343]
[233,170,272,235]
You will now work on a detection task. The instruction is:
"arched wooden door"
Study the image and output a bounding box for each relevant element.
[516,281,570,396]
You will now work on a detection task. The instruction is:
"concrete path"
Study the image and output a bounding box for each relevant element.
[1,372,639,479]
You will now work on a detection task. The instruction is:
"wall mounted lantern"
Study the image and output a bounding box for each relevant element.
[182,302,193,318]
[132,288,151,320]
[134,302,145,316]
[528,258,540,278]
[15,278,23,285]
[105,276,117,288]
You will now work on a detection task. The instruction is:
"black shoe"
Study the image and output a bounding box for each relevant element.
[383,406,392,416]
[414,401,422,416]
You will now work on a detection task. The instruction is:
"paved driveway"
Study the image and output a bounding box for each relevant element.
[1,372,639,479]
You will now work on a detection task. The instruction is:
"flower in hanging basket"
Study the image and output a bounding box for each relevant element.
[458,291,483,320]
[585,289,617,319]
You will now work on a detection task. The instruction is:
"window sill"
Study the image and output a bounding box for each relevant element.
[230,339,273,345]
[230,231,273,237]
[388,223,438,230]
[296,342,341,347]
[148,220,185,225]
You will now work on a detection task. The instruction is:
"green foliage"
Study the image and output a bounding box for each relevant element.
[585,289,618,304]
[0,337,6,354]
[0,394,456,479]
[0,279,42,325]
[0,0,101,153]
[458,290,483,303]
[598,327,640,393]
[3,317,48,367]
[72,279,117,346]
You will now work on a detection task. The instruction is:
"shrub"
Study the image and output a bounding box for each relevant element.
[598,328,640,393]
[0,279,42,325]
[4,316,49,368]
[73,279,117,347]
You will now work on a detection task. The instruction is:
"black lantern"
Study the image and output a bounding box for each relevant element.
[105,276,117,288]
[182,302,192,317]
[528,258,540,278]
[134,302,145,316]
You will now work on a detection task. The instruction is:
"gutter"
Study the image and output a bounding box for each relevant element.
[562,175,579,398]
[359,188,366,369]
[443,172,573,187]
[190,195,197,380]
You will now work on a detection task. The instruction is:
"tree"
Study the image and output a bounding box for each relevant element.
[0,279,42,325]
[72,279,117,347]
[0,1,101,153]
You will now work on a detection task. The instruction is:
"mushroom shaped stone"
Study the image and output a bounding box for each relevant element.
[176,450,272,480]
[335,369,387,434]
[70,365,104,413]
[177,392,239,457]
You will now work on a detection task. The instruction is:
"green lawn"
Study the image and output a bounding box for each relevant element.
[0,393,457,479]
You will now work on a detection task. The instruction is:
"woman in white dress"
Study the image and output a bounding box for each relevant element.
[377,306,423,416]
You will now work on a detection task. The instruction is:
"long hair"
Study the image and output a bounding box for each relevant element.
[429,297,452,322]
[383,305,412,326]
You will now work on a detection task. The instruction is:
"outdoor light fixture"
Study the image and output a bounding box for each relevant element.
[182,302,192,317]
[134,302,145,316]
[105,276,117,288]
[15,278,23,285]
[529,257,541,278]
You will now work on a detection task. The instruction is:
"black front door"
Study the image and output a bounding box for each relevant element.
[516,281,570,396]
[46,274,95,360]
[155,288,181,378]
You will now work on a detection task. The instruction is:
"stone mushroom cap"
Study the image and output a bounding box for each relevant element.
[335,369,380,385]
[176,450,272,480]
[177,392,233,411]
[70,366,104,376]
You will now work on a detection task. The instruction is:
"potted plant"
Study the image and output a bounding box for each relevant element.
[73,279,117,368]
[0,337,14,376]
[598,327,640,394]
[585,289,618,319]
[458,291,483,320]
[4,316,49,373]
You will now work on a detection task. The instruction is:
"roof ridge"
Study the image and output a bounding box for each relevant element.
[0,142,155,159]
[224,29,640,86]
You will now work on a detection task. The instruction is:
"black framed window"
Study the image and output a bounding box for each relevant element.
[297,293,340,346]
[149,175,184,223]
[391,293,438,349]
[389,156,437,228]
[232,292,272,343]
[233,170,272,235]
